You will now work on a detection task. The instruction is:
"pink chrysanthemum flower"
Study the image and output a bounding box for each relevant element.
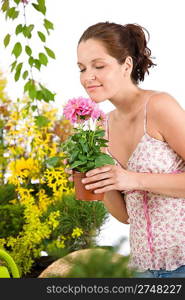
[63,97,104,124]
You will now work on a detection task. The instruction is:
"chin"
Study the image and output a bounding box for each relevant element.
[88,95,107,103]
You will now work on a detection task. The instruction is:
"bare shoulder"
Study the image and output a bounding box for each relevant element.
[149,91,183,117]
[148,92,185,157]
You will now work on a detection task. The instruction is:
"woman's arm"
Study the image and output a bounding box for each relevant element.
[135,171,185,198]
[134,92,185,198]
[102,190,129,224]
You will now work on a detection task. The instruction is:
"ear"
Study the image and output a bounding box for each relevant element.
[122,56,133,75]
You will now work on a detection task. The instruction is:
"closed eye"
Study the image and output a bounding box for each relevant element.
[79,66,104,73]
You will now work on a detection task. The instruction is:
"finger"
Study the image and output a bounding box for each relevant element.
[82,171,112,184]
[94,184,115,194]
[63,158,68,165]
[86,165,112,177]
[64,168,73,174]
[68,175,73,182]
[85,178,114,190]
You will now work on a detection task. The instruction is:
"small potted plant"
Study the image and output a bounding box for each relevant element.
[62,96,115,201]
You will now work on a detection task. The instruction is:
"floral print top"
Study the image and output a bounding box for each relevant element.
[105,95,185,272]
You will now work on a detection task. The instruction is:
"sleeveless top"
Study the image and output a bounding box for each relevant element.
[105,93,185,272]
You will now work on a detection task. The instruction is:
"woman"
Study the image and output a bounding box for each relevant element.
[68,21,185,278]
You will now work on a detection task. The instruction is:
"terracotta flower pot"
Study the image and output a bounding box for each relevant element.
[73,171,104,201]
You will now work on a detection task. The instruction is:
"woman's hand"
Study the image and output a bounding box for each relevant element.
[81,165,140,193]
[63,158,73,181]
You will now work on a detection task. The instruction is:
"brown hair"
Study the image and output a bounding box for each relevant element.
[78,21,156,84]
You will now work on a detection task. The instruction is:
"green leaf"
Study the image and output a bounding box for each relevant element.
[12,42,22,58]
[4,34,11,47]
[24,80,37,100]
[39,52,48,66]
[15,24,23,35]
[14,63,23,81]
[45,156,61,167]
[32,0,46,15]
[31,105,37,112]
[28,56,34,67]
[28,84,37,100]
[95,154,115,168]
[22,70,29,80]
[27,24,34,33]
[44,18,54,35]
[44,46,55,59]
[10,60,17,72]
[34,115,50,128]
[22,26,29,38]
[94,130,105,137]
[24,80,31,93]
[38,84,55,102]
[70,160,87,169]
[2,1,9,12]
[14,70,21,82]
[22,25,34,39]
[37,31,46,42]
[33,59,41,70]
[14,0,21,4]
[36,90,43,100]
[25,45,32,56]
[7,7,19,19]
[86,161,95,169]
[16,62,23,72]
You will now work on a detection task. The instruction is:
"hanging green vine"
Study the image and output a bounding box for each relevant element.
[1,0,56,124]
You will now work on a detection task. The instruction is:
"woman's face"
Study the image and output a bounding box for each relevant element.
[77,39,130,102]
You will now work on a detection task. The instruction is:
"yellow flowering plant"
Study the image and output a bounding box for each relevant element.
[0,71,108,276]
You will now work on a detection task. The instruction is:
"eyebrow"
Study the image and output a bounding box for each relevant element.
[77,58,106,66]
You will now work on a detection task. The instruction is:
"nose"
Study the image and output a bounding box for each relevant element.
[82,70,96,84]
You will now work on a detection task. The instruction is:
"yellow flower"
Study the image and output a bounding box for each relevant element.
[71,227,83,238]
[37,189,53,212]
[8,157,40,180]
[44,167,69,194]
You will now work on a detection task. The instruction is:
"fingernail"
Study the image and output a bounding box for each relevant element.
[81,179,85,183]
[85,185,89,189]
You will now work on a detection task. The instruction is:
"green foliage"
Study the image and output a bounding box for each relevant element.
[39,52,48,66]
[44,18,54,34]
[48,247,135,278]
[44,46,55,59]
[3,34,11,47]
[42,193,108,258]
[32,0,46,16]
[0,184,17,205]
[1,0,56,106]
[62,127,115,172]
[6,6,19,20]
[0,204,24,238]
[12,42,22,58]
[34,115,50,127]
[37,31,46,42]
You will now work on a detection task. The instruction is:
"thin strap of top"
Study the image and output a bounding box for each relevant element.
[105,112,110,140]
[105,91,161,138]
[144,91,161,134]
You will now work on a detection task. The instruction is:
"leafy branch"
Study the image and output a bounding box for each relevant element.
[1,0,56,126]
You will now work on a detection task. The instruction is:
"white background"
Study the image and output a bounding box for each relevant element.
[1,0,185,255]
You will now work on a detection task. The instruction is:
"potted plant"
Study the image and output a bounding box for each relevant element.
[62,96,115,201]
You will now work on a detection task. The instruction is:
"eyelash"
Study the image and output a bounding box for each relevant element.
[79,66,104,73]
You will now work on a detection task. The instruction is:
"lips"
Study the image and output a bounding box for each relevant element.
[87,85,102,91]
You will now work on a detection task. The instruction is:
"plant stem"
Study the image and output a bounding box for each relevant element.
[90,120,96,148]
